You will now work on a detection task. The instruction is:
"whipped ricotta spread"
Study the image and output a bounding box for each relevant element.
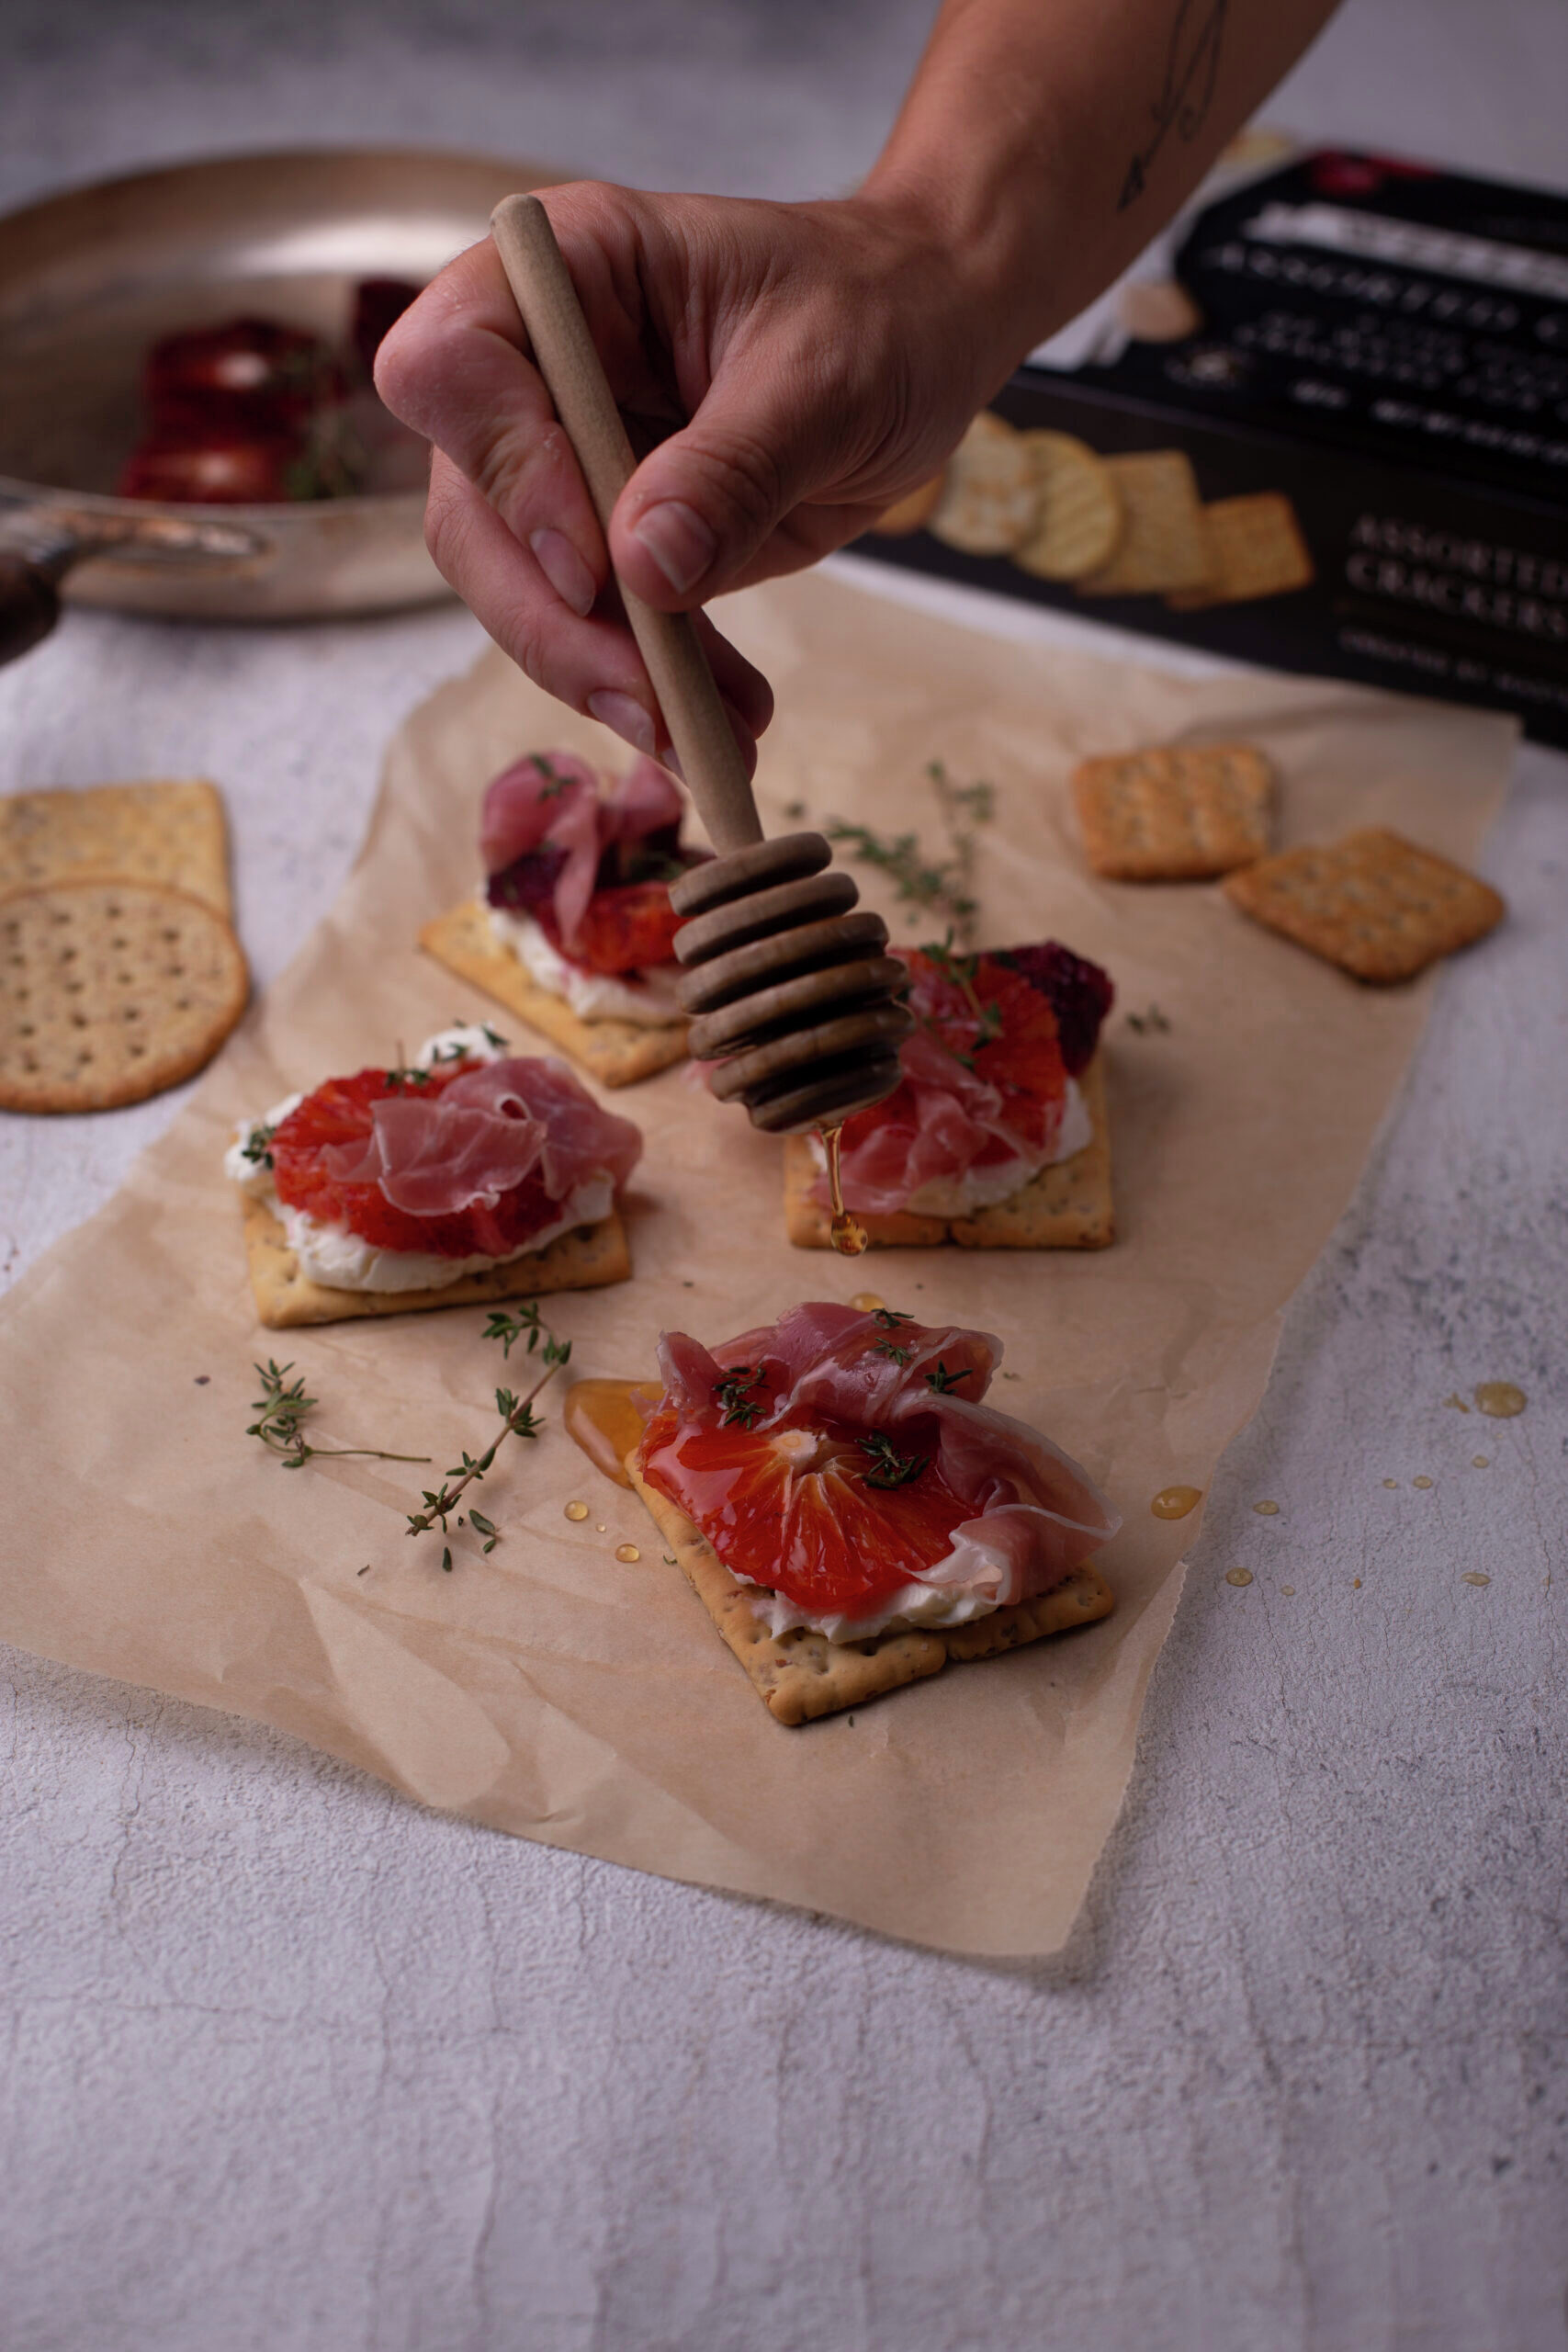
[808,1073,1092,1218]
[225,1024,612,1294]
[736,1570,998,1646]
[486,902,685,1027]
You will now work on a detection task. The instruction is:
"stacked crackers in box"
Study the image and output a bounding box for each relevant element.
[0,782,248,1113]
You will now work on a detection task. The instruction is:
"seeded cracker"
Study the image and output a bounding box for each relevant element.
[928,412,1039,556]
[0,879,247,1114]
[420,899,689,1087]
[240,1191,630,1328]
[1072,744,1273,880]
[0,780,231,916]
[1222,828,1505,983]
[627,1459,1113,1725]
[1075,450,1212,597]
[1167,492,1314,609]
[784,1054,1113,1250]
[1013,431,1122,581]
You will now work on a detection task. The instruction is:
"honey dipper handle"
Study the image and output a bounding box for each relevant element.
[490,194,763,853]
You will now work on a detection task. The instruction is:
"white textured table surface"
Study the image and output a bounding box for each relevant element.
[2,6,1565,2348]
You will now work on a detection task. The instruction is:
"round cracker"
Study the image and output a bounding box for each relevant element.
[1013,431,1123,581]
[868,472,947,537]
[0,879,248,1114]
[928,413,1038,555]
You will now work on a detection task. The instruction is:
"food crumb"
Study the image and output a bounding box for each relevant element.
[1462,1571,1491,1588]
[1414,1476,1433,1489]
[1224,1566,1253,1587]
[1253,1499,1280,1516]
[193,1374,210,1385]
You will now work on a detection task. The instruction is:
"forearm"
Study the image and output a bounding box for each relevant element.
[866,0,1339,380]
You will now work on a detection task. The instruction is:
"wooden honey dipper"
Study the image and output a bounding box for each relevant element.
[490,195,911,1136]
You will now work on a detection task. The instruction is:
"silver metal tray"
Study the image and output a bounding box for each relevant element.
[0,145,550,621]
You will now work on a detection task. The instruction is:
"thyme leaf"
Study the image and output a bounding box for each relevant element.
[404,1309,572,1543]
[240,1120,276,1170]
[871,1307,914,1329]
[924,1361,974,1394]
[873,1340,912,1365]
[714,1364,768,1430]
[857,1430,929,1491]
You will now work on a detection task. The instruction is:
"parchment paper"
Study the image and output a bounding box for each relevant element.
[0,573,1517,1955]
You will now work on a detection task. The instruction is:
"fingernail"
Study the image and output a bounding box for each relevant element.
[529,527,596,618]
[587,690,657,755]
[633,501,716,594]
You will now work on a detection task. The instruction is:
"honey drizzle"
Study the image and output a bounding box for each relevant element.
[820,1124,868,1257]
[562,1377,660,1490]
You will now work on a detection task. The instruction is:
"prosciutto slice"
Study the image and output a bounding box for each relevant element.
[323,1056,641,1215]
[639,1302,1119,1635]
[480,750,685,953]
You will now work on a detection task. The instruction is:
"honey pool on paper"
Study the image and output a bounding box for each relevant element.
[563,1378,660,1489]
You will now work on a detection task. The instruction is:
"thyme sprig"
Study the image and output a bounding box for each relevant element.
[826,753,994,947]
[247,1360,431,1472]
[1126,1004,1172,1035]
[873,1340,912,1365]
[871,1308,914,1329]
[924,1361,973,1395]
[404,1307,576,1543]
[240,1120,276,1170]
[857,1430,929,1490]
[917,927,1003,1067]
[714,1364,768,1430]
[406,1311,573,1539]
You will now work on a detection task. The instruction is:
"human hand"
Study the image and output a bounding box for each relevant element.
[374,179,1014,771]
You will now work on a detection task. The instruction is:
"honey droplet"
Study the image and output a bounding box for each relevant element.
[1461,1571,1491,1588]
[1253,1499,1280,1516]
[614,1543,641,1564]
[1352,1577,1362,1589]
[1151,1484,1202,1520]
[850,1292,886,1313]
[564,1376,661,1489]
[820,1124,869,1257]
[1280,1585,1296,1597]
[1473,1381,1526,1419]
[1472,1456,1491,1470]
[1224,1566,1254,1587]
[1413,1476,1433,1489]
[1382,1478,1399,1489]
[595,1523,606,1532]
[564,1500,590,1522]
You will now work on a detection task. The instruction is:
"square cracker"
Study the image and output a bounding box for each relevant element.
[1075,451,1212,596]
[419,899,688,1087]
[784,1053,1112,1251]
[0,780,231,916]
[1167,492,1314,609]
[628,1462,1114,1725]
[1071,743,1272,880]
[1222,828,1505,984]
[240,1192,630,1328]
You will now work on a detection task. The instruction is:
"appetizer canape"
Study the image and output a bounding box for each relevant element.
[227,1023,640,1327]
[625,1301,1118,1724]
[784,939,1115,1249]
[420,751,705,1086]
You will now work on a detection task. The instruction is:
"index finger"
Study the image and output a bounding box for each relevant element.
[375,234,610,617]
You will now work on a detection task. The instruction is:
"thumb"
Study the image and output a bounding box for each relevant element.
[608,353,838,606]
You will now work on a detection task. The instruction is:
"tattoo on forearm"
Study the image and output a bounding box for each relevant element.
[1118,0,1229,209]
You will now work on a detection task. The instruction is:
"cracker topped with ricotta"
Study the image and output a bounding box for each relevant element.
[420,750,705,1087]
[227,1024,639,1326]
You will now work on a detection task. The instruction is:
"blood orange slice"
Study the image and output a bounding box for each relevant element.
[270,1064,558,1258]
[541,880,682,977]
[640,1395,976,1624]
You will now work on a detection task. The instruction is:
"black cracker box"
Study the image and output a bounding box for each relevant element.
[854,150,1568,748]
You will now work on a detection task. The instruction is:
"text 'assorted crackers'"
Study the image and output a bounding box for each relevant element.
[1072,744,1272,880]
[1013,430,1123,581]
[0,779,231,916]
[0,879,248,1113]
[1222,829,1506,983]
[1168,492,1314,610]
[1075,450,1212,596]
